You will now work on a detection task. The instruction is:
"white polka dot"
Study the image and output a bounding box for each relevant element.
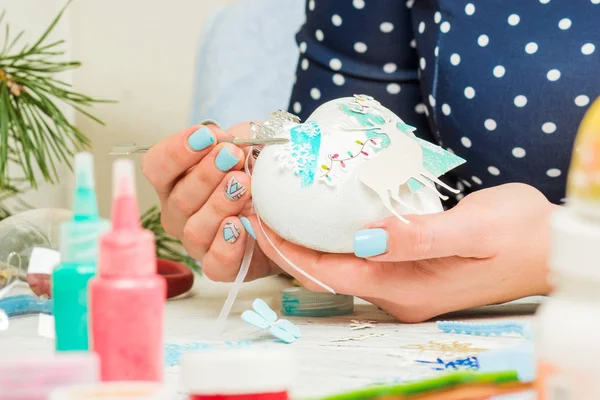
[592,0,600,4]
[387,83,401,94]
[442,104,451,115]
[493,65,506,78]
[434,46,439,57]
[440,21,451,33]
[429,94,436,107]
[542,122,557,134]
[456,193,465,201]
[418,21,426,34]
[484,119,497,131]
[380,22,394,33]
[461,137,472,148]
[575,95,590,107]
[558,18,572,30]
[310,88,321,100]
[329,58,342,71]
[540,0,550,3]
[464,87,476,99]
[514,95,528,107]
[462,179,472,188]
[450,53,461,65]
[315,29,324,41]
[420,57,426,70]
[434,12,442,23]
[406,0,414,8]
[353,0,365,9]
[309,0,315,11]
[293,102,302,114]
[488,166,500,176]
[547,169,562,178]
[383,63,397,73]
[465,3,476,15]
[525,42,538,54]
[415,103,427,114]
[582,43,596,55]
[354,42,368,53]
[478,34,489,47]
[292,75,297,84]
[547,69,561,81]
[332,14,342,26]
[299,42,307,53]
[332,74,345,86]
[508,14,520,26]
[472,176,483,185]
[301,59,309,70]
[410,39,416,48]
[512,147,526,158]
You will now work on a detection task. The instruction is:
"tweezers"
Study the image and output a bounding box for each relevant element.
[110,137,289,155]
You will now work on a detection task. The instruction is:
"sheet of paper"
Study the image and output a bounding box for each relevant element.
[28,247,61,275]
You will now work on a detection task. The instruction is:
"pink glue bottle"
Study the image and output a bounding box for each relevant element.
[89,159,166,382]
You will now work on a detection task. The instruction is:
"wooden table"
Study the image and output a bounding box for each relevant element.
[0,276,542,399]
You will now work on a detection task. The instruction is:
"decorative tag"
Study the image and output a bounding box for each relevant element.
[28,247,61,275]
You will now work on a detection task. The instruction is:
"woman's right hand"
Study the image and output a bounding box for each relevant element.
[142,122,280,281]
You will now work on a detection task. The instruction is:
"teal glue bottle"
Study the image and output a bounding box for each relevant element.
[52,152,110,351]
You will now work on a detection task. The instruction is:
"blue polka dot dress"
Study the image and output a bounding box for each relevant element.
[288,0,600,205]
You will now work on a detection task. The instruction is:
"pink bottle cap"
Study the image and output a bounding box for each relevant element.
[98,159,156,278]
[0,352,99,400]
[181,348,296,395]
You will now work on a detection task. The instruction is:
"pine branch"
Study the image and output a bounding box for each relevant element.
[0,0,115,220]
[140,205,201,275]
[0,0,113,189]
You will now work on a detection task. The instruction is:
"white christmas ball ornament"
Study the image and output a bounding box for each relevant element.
[251,96,463,253]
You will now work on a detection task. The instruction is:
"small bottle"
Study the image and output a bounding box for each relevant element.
[52,153,110,351]
[182,348,296,400]
[0,352,99,400]
[89,159,166,381]
[536,97,600,399]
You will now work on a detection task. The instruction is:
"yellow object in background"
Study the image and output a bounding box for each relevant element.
[567,97,600,202]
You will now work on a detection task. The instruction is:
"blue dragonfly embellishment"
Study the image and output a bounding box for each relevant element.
[241,299,301,344]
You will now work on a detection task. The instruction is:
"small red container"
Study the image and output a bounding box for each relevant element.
[182,348,296,400]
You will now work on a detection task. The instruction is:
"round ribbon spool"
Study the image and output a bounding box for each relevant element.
[156,259,194,299]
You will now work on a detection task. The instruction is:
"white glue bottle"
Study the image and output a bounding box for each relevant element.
[536,97,600,399]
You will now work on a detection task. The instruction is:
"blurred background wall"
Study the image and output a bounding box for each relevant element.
[1,0,304,216]
[70,0,232,216]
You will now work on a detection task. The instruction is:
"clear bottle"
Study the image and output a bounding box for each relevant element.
[89,159,166,382]
[536,97,600,399]
[52,153,110,351]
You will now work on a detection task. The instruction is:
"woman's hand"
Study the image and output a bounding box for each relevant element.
[240,183,555,322]
[142,123,279,281]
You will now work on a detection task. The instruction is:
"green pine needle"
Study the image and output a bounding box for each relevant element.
[0,0,113,193]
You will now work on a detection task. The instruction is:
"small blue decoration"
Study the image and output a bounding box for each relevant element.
[416,356,480,371]
[437,320,533,339]
[164,340,253,366]
[241,298,302,344]
[289,121,322,187]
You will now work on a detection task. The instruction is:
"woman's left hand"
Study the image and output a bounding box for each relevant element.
[243,183,555,323]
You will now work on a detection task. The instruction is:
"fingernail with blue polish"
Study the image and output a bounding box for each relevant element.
[354,229,388,258]
[240,217,256,239]
[215,147,240,172]
[187,127,214,151]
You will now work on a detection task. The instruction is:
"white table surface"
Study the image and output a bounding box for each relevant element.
[0,276,542,399]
